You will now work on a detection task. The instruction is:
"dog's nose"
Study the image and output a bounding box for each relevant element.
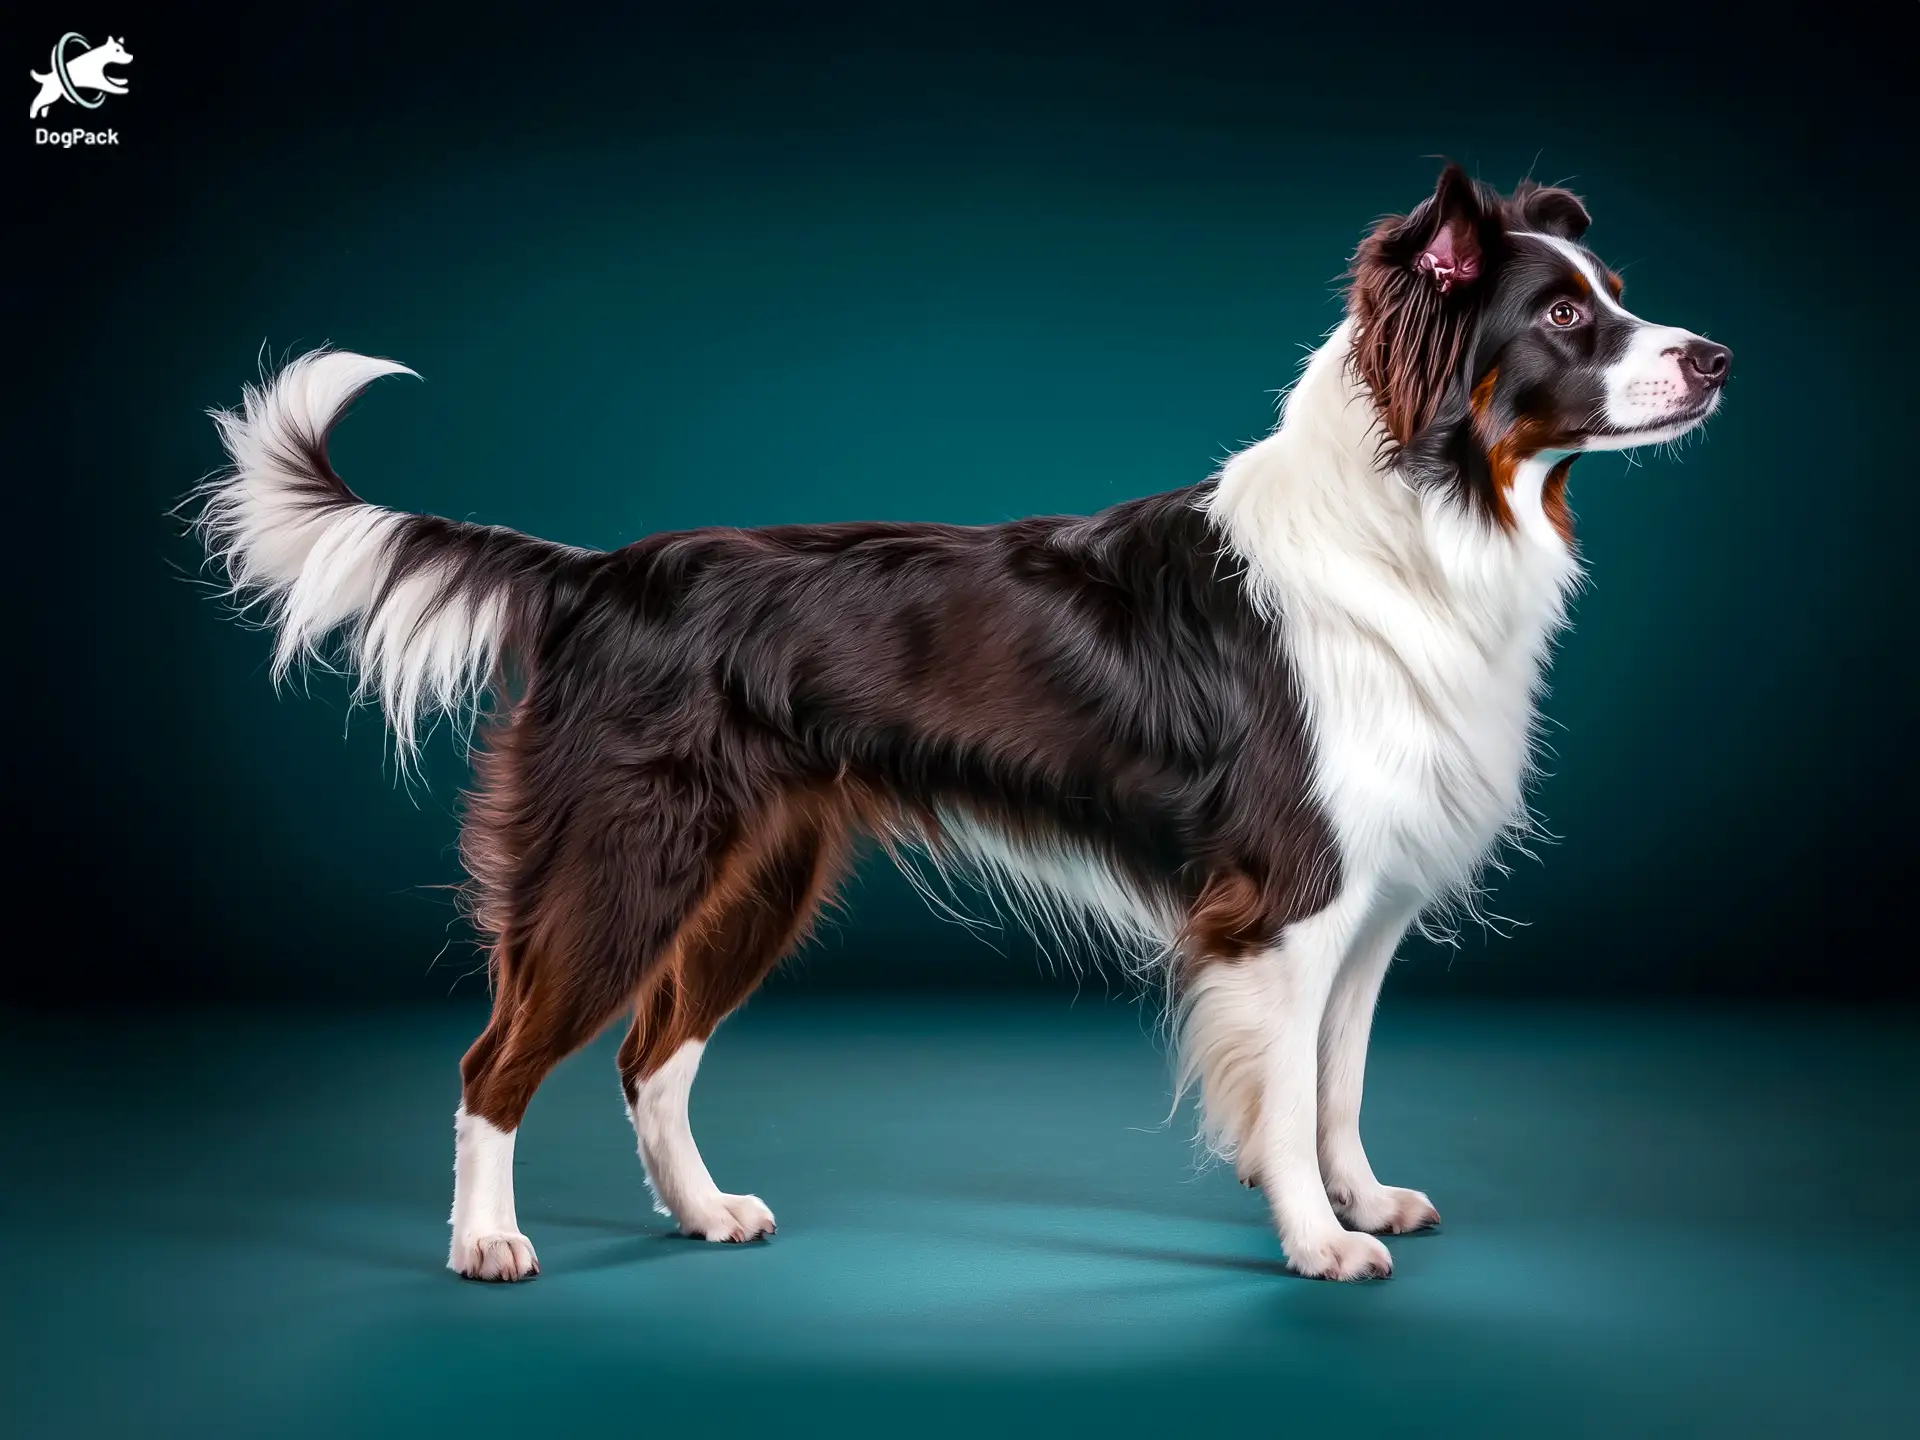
[1679,339,1731,386]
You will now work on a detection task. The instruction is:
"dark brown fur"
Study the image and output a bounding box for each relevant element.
[418,491,1343,1127]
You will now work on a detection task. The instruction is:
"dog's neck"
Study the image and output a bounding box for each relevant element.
[1208,316,1581,646]
[1280,318,1390,471]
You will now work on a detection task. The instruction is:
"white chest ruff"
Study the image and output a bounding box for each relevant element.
[1212,322,1581,913]
[1281,560,1561,902]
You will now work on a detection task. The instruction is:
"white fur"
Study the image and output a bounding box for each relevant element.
[1597,320,1719,440]
[626,1040,776,1243]
[915,808,1179,979]
[196,349,510,762]
[1247,891,1396,1279]
[1316,899,1439,1237]
[1172,948,1273,1164]
[448,1106,538,1280]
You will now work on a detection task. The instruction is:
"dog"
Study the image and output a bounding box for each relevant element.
[28,35,131,119]
[194,166,1728,1282]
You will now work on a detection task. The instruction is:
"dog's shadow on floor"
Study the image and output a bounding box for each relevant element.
[562,1234,723,1275]
[1013,1231,1297,1279]
[897,1170,1274,1230]
[537,1210,1295,1281]
[516,1193,1434,1281]
[534,1213,777,1275]
[878,1176,1442,1281]
[534,1211,647,1237]
[1010,1225,1439,1282]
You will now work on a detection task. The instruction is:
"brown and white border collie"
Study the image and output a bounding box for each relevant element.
[194,166,1729,1282]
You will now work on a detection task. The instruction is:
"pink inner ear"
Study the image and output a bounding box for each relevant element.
[1417,220,1481,294]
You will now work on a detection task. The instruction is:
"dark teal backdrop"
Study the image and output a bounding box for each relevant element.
[12,2,1913,1002]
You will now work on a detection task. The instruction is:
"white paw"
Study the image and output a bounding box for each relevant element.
[449,1230,540,1281]
[679,1192,777,1243]
[1332,1183,1441,1235]
[1284,1228,1393,1282]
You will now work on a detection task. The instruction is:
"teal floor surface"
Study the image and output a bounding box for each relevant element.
[3,998,1914,1437]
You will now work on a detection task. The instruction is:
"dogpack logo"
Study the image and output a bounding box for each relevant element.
[29,32,131,147]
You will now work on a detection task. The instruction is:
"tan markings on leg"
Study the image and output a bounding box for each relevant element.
[620,786,857,1086]
[616,786,858,1242]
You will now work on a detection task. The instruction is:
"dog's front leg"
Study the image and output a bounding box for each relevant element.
[1250,897,1393,1281]
[1317,909,1440,1236]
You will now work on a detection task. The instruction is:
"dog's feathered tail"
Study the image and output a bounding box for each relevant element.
[193,348,590,761]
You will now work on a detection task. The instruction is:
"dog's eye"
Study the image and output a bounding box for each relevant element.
[1547,301,1583,329]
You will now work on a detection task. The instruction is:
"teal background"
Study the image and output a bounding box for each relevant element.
[9,5,1918,1436]
[13,2,1914,1001]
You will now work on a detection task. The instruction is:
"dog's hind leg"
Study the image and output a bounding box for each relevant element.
[448,761,739,1281]
[617,787,855,1243]
[451,966,616,1280]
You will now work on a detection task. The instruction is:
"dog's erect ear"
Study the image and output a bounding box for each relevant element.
[1376,164,1505,296]
[1407,165,1491,294]
[1508,181,1591,241]
[1347,165,1508,449]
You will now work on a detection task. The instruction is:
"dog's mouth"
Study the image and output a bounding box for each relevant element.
[1584,395,1720,451]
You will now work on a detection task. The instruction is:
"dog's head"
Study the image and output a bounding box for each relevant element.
[98,36,133,66]
[1348,165,1729,529]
